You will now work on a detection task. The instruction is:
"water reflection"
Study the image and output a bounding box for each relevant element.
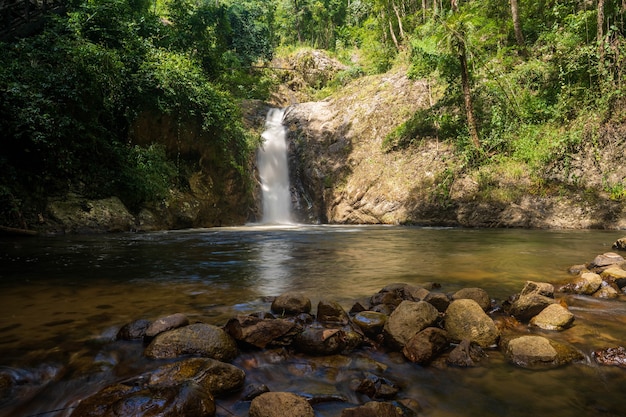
[254,234,294,296]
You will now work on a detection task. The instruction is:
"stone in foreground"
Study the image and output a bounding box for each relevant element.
[248,392,314,417]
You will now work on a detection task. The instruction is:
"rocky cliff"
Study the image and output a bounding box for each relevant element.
[279,64,626,228]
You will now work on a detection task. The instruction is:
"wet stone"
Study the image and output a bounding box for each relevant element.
[352,311,387,339]
[271,292,312,315]
[355,373,399,400]
[593,346,626,368]
[341,401,406,417]
[116,319,151,341]
[249,392,314,417]
[451,287,491,311]
[145,313,189,338]
[446,339,486,367]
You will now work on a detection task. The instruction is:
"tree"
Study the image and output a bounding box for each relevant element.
[510,0,524,48]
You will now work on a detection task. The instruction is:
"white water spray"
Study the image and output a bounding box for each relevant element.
[258,108,292,224]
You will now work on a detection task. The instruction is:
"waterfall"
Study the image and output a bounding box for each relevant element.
[258,108,292,224]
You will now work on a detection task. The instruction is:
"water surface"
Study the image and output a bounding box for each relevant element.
[0,226,624,416]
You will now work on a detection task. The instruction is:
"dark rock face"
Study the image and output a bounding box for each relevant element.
[248,392,315,417]
[593,346,626,368]
[402,327,449,364]
[70,381,215,417]
[144,323,237,362]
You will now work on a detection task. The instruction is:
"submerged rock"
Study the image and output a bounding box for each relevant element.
[249,392,314,417]
[144,323,237,362]
[354,373,399,400]
[70,381,215,417]
[341,401,406,417]
[503,335,583,369]
[116,319,151,341]
[446,339,486,367]
[593,346,626,368]
[146,357,245,396]
[444,299,499,347]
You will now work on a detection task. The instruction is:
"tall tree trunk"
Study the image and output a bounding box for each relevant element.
[598,0,606,75]
[459,46,481,150]
[510,0,525,48]
[389,18,400,49]
[392,1,405,40]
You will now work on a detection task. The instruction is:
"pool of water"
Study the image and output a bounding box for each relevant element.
[0,226,624,416]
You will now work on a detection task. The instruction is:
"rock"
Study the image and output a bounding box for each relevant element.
[402,327,449,364]
[116,319,151,340]
[370,284,430,310]
[593,346,626,368]
[503,335,583,369]
[341,401,406,417]
[520,281,554,297]
[507,281,556,321]
[242,384,271,401]
[593,284,620,298]
[383,300,439,349]
[146,358,245,396]
[451,288,491,311]
[591,252,625,267]
[249,392,314,417]
[271,292,312,315]
[224,315,300,348]
[444,299,499,347]
[561,272,602,295]
[612,237,626,251]
[70,381,215,417]
[352,311,387,339]
[295,325,362,355]
[529,303,575,330]
[317,300,350,325]
[600,267,626,288]
[355,373,399,400]
[424,292,450,312]
[446,339,486,367]
[145,313,189,338]
[144,323,237,362]
[48,195,135,233]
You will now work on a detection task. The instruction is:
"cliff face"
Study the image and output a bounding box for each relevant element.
[281,67,626,229]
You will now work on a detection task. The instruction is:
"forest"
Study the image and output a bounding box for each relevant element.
[1,0,625,229]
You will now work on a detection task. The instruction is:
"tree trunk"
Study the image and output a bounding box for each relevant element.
[598,0,606,75]
[510,0,525,47]
[459,46,481,150]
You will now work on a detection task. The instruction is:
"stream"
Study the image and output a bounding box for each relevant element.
[1,226,625,416]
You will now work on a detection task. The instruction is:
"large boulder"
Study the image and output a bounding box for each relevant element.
[383,301,439,349]
[146,358,245,396]
[444,299,499,347]
[271,292,312,315]
[529,303,575,331]
[503,335,583,369]
[144,323,237,362]
[70,381,215,417]
[402,327,449,364]
[48,195,135,233]
[249,392,314,417]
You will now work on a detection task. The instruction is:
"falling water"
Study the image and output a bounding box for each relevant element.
[258,108,292,224]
